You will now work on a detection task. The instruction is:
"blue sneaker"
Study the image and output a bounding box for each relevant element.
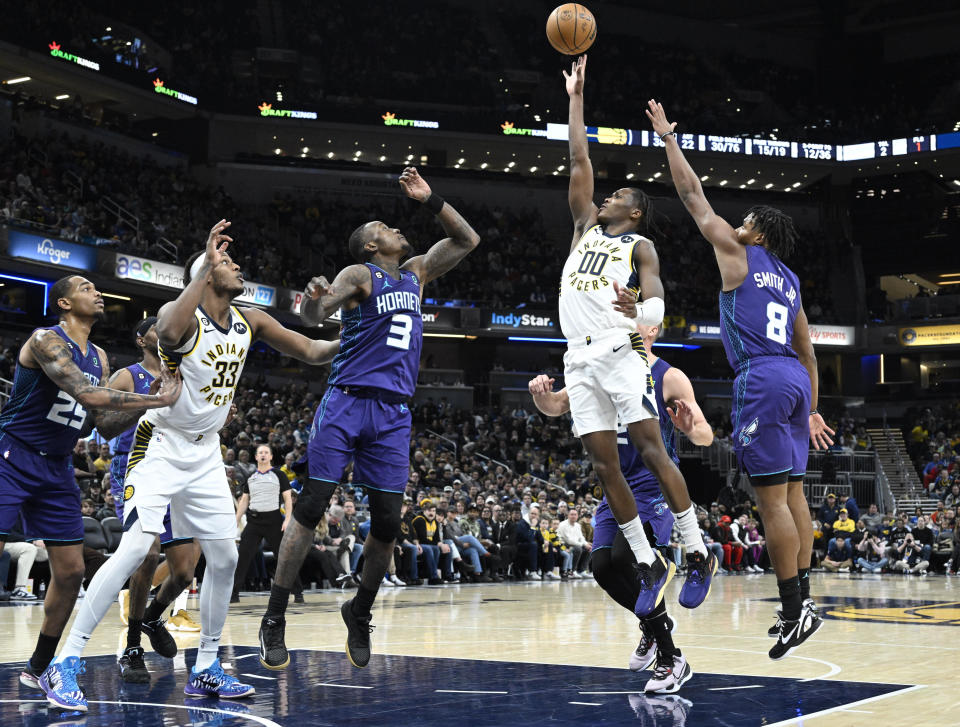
[678,550,718,609]
[184,659,255,699]
[39,657,88,712]
[634,551,676,617]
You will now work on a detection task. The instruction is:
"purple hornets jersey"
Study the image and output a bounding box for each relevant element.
[719,245,802,373]
[0,325,103,457]
[328,263,423,397]
[615,357,678,501]
[111,363,155,456]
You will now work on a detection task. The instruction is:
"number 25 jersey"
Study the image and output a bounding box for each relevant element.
[719,245,801,373]
[328,263,423,397]
[559,225,648,340]
[149,306,251,436]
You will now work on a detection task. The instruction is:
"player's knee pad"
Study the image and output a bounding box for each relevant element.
[367,491,402,543]
[293,478,337,529]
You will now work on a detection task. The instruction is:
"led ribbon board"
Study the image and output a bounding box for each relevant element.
[48,42,100,71]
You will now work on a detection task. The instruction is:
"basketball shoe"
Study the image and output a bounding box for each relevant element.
[644,653,693,694]
[341,598,374,668]
[118,646,150,684]
[629,614,677,671]
[184,659,254,699]
[769,601,822,660]
[168,609,201,632]
[38,657,87,712]
[634,551,676,617]
[258,615,289,670]
[678,550,718,609]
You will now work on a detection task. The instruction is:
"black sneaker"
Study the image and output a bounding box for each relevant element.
[769,604,822,660]
[293,593,305,604]
[258,615,289,670]
[767,609,783,637]
[341,599,374,668]
[118,646,150,684]
[141,618,178,658]
[19,662,41,689]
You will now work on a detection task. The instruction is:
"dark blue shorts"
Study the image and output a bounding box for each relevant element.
[0,439,82,543]
[593,484,674,550]
[307,387,411,493]
[732,357,811,479]
[111,453,190,548]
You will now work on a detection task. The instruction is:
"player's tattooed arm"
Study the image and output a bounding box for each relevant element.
[528,375,570,417]
[398,167,481,285]
[242,307,341,364]
[564,55,598,249]
[27,330,181,411]
[86,364,162,439]
[301,265,371,326]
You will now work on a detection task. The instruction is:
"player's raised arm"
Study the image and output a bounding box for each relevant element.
[662,368,714,447]
[24,331,180,412]
[156,219,232,348]
[645,100,747,289]
[398,167,480,285]
[792,306,835,450]
[240,307,341,365]
[300,265,371,327]
[565,55,598,247]
[528,375,570,417]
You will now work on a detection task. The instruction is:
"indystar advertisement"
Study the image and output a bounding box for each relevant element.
[489,309,556,332]
[687,320,722,340]
[8,230,97,270]
[421,306,459,330]
[113,253,276,308]
[899,325,960,347]
[807,324,855,346]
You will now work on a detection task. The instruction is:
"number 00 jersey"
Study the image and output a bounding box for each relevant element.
[0,325,102,457]
[719,245,802,373]
[147,306,251,436]
[559,225,648,340]
[328,263,423,397]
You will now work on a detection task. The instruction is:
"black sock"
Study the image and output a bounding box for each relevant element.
[143,596,171,624]
[778,575,802,621]
[266,584,291,617]
[644,602,680,659]
[352,584,378,617]
[127,619,143,649]
[798,568,810,601]
[29,632,60,674]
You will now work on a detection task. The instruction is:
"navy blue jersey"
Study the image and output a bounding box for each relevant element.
[0,325,103,457]
[720,245,802,374]
[615,357,677,502]
[328,263,423,397]
[110,362,155,455]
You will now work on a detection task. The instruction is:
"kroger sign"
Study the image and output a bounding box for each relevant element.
[8,230,97,270]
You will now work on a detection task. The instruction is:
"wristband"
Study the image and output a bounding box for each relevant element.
[809,408,819,416]
[423,193,445,214]
[659,131,677,141]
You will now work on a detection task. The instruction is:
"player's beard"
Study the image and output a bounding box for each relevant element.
[400,240,414,258]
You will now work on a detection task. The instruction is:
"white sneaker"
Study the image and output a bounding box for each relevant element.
[838,567,850,573]
[389,575,406,587]
[644,654,693,694]
[10,587,37,601]
[528,572,542,581]
[545,572,560,580]
[382,576,395,587]
[753,565,764,573]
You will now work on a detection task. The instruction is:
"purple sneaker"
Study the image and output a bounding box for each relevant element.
[634,551,676,617]
[678,550,718,609]
[38,657,88,712]
[184,659,255,699]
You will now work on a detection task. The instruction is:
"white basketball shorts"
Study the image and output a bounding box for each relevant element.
[563,328,658,436]
[122,422,234,540]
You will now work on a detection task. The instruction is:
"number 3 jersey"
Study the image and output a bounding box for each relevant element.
[719,245,802,373]
[559,225,648,339]
[0,325,103,457]
[148,306,252,436]
[328,263,423,397]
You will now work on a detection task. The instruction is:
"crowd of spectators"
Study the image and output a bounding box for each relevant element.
[906,403,960,498]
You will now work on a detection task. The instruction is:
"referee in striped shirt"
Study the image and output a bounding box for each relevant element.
[231,444,303,602]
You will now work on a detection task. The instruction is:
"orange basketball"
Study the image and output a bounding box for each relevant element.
[546,3,597,55]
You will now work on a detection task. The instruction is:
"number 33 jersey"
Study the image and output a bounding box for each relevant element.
[328,263,423,397]
[0,325,102,457]
[150,306,252,436]
[719,245,802,373]
[559,225,647,340]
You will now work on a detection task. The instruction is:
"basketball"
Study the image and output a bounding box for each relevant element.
[546,3,597,55]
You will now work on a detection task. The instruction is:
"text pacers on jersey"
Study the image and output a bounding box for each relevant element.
[565,237,625,292]
[198,342,247,407]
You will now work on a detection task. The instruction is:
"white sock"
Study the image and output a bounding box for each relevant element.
[171,589,188,616]
[193,537,237,672]
[675,506,708,558]
[56,630,91,663]
[619,517,655,565]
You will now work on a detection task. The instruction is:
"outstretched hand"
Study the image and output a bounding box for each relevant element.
[399,166,432,202]
[809,413,835,450]
[204,219,233,272]
[562,55,587,97]
[611,280,638,318]
[667,399,696,434]
[645,99,677,139]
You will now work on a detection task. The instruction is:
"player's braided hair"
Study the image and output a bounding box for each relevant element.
[625,188,660,240]
[348,223,376,263]
[745,205,799,260]
[49,275,79,317]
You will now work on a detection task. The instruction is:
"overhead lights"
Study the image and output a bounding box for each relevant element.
[327,152,334,158]
[783,187,792,192]
[503,167,511,173]
[406,154,414,161]
[764,183,774,189]
[529,166,537,172]
[4,76,31,85]
[302,146,309,153]
[719,180,728,186]
[508,161,515,168]
[792,182,801,188]
[700,175,709,181]
[746,178,755,184]
[151,132,158,137]
[457,158,465,164]
[379,155,386,162]
[354,150,362,157]
[557,165,565,172]
[626,173,634,180]
[274,148,281,155]
[480,162,488,169]
[653,172,662,179]
[55,94,69,100]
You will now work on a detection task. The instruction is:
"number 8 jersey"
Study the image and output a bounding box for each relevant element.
[328,263,423,397]
[0,325,102,457]
[559,225,647,339]
[719,245,802,373]
[148,306,252,437]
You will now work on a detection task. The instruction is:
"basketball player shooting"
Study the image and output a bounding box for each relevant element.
[559,55,716,618]
[643,98,834,659]
[259,167,480,672]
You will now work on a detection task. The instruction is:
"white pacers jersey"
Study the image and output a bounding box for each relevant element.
[147,305,251,437]
[559,225,648,339]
